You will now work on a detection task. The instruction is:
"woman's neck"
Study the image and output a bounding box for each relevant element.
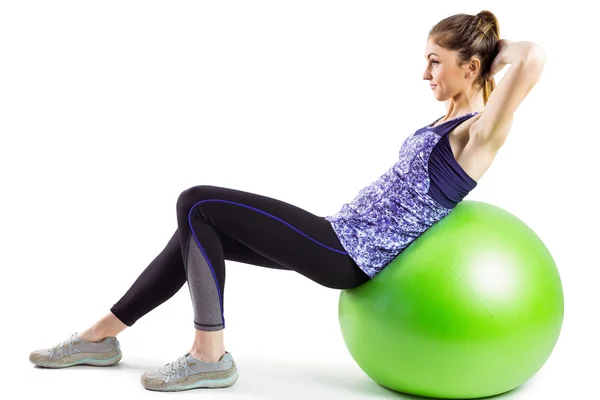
[442,90,485,121]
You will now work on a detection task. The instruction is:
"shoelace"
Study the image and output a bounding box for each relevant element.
[163,354,195,383]
[164,354,189,375]
[49,333,78,357]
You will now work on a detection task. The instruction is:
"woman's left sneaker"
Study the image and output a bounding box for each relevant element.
[141,351,238,392]
[29,332,122,368]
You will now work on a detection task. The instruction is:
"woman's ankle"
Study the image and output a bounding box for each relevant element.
[79,312,128,342]
[78,328,110,343]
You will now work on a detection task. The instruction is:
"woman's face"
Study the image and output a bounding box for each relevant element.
[422,37,467,101]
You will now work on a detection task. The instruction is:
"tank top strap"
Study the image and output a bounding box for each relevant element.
[426,112,479,135]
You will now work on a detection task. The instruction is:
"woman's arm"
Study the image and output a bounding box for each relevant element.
[473,41,547,149]
[496,40,545,67]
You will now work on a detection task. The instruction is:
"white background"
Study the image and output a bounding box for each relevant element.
[2,1,597,399]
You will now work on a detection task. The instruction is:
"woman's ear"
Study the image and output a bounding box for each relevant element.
[465,57,481,79]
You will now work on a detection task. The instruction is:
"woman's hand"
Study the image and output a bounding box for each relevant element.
[487,39,513,81]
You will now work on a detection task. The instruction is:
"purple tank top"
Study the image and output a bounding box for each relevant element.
[324,112,479,279]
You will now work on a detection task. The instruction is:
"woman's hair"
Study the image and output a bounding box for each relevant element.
[428,10,500,105]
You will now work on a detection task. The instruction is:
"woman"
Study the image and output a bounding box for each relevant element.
[29,10,546,392]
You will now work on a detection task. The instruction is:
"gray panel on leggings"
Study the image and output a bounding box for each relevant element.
[186,237,223,329]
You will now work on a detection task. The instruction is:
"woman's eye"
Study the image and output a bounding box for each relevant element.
[431,60,439,64]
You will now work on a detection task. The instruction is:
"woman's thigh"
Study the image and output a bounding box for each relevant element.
[177,184,370,289]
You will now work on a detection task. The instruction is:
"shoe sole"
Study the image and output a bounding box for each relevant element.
[30,352,122,368]
[142,369,239,392]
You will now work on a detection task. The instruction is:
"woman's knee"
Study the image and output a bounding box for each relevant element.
[176,185,214,214]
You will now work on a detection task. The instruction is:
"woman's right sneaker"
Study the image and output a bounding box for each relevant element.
[29,332,122,368]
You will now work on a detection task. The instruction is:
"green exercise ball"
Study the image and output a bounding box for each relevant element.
[338,200,564,399]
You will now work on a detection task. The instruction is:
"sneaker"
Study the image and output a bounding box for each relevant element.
[29,332,122,368]
[141,351,238,392]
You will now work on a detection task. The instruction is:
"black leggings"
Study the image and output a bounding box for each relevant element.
[110,185,370,331]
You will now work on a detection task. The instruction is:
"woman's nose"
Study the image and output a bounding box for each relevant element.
[423,67,431,80]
